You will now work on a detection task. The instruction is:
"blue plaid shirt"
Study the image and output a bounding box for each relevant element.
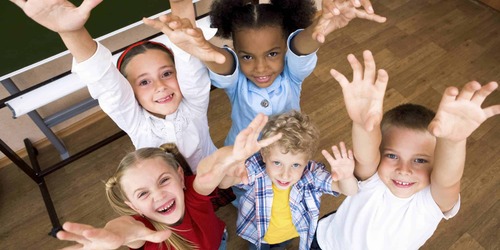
[236,152,339,250]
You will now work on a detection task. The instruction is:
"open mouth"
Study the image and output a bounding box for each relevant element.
[276,180,290,187]
[156,200,176,215]
[155,94,174,103]
[254,75,271,84]
[392,180,414,188]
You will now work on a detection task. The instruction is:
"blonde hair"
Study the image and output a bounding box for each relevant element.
[105,143,196,250]
[260,110,319,158]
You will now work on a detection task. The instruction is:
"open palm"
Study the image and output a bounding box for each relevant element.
[10,0,101,33]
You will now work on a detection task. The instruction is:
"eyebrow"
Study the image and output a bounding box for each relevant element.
[238,46,283,55]
[132,172,169,196]
[133,66,175,80]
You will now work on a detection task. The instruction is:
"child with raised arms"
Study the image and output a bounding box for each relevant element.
[146,0,387,146]
[10,0,222,174]
[143,0,386,207]
[230,110,358,249]
[312,50,500,249]
[54,113,282,250]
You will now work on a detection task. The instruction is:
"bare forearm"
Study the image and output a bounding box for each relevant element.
[170,0,196,25]
[334,176,359,196]
[204,46,235,75]
[290,24,321,55]
[218,176,242,189]
[58,28,97,63]
[352,123,381,180]
[194,147,237,195]
[431,139,466,188]
[104,216,147,249]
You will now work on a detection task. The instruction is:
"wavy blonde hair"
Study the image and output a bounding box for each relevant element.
[105,143,196,250]
[260,110,319,159]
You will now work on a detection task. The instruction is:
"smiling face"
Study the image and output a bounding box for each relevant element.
[233,26,287,88]
[262,145,309,190]
[122,157,185,225]
[124,49,182,118]
[377,126,436,198]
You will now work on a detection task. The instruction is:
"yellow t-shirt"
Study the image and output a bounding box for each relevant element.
[263,184,299,244]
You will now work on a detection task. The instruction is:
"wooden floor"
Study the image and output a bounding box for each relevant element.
[1,0,499,249]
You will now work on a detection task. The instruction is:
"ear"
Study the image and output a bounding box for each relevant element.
[177,165,185,189]
[125,200,142,215]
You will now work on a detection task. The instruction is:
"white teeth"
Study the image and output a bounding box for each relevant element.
[395,180,411,186]
[156,94,173,103]
[157,201,174,213]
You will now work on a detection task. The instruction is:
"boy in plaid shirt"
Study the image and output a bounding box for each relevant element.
[234,110,358,249]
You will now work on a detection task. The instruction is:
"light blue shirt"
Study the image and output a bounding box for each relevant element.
[209,29,318,146]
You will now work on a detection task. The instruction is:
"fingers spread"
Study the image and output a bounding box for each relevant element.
[456,80,481,101]
[471,81,498,105]
[362,50,376,82]
[347,54,363,82]
[354,9,387,23]
[330,69,349,87]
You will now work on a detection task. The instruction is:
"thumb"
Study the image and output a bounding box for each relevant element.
[331,171,339,182]
[142,17,167,33]
[364,112,381,132]
[240,169,249,185]
[79,0,103,13]
[214,52,226,64]
[427,120,441,137]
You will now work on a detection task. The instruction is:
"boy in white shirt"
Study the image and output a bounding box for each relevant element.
[313,50,499,249]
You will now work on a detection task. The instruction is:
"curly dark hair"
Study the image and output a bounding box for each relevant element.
[210,0,316,40]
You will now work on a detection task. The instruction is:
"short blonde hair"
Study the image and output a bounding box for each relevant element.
[260,110,319,159]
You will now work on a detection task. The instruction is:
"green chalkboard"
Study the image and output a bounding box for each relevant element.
[0,0,170,77]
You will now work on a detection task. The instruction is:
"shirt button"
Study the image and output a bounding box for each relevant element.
[261,99,269,108]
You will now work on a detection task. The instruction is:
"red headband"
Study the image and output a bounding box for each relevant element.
[116,40,174,71]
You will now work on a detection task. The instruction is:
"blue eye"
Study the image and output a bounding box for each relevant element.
[414,158,428,164]
[386,154,398,159]
[292,163,301,168]
[273,161,281,167]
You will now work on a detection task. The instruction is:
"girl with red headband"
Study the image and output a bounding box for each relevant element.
[10,0,222,176]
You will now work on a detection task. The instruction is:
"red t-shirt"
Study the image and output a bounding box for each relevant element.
[131,175,225,250]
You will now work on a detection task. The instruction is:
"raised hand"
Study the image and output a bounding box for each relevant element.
[57,217,171,249]
[428,81,500,142]
[322,142,355,181]
[143,14,226,64]
[313,0,386,43]
[331,50,388,131]
[224,113,282,184]
[10,0,102,33]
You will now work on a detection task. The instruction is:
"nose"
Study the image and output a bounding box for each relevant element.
[396,161,412,174]
[153,80,166,93]
[255,58,268,73]
[152,189,166,202]
[281,167,291,180]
